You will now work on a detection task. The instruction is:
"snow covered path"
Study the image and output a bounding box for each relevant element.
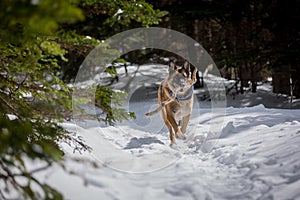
[42,105,300,200]
[41,64,300,199]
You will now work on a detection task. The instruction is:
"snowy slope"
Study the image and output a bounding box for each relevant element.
[41,64,300,200]
[41,105,300,200]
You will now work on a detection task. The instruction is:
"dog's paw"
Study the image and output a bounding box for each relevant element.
[179,134,187,140]
[175,130,186,140]
[169,143,178,150]
[176,134,186,140]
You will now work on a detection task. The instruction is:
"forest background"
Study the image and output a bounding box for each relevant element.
[0,0,299,199]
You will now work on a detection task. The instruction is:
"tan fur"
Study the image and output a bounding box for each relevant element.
[145,61,198,145]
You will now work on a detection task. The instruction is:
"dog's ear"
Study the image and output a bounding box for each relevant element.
[169,61,177,72]
[183,61,190,72]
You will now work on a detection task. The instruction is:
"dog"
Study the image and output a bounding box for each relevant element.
[145,61,198,145]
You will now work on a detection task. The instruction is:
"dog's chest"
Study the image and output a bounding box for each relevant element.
[170,99,193,120]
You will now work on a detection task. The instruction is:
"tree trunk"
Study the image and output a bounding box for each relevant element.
[272,66,291,95]
[251,80,257,93]
[251,62,257,93]
[239,64,244,94]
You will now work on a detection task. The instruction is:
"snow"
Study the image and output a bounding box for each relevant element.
[36,64,300,199]
[227,82,300,109]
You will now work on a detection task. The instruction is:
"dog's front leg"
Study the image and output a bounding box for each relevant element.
[180,114,190,137]
[165,120,176,145]
[166,113,185,139]
[161,109,176,145]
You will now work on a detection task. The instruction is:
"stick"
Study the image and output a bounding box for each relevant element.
[144,64,211,118]
[144,90,178,118]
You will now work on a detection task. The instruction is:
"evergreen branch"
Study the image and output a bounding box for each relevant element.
[0,73,49,93]
[0,93,20,118]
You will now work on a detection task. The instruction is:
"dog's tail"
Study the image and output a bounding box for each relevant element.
[144,105,163,118]
[145,87,179,118]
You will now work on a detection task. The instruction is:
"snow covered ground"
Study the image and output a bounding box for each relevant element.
[42,64,300,200]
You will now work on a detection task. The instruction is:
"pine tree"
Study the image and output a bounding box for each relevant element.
[0,0,167,199]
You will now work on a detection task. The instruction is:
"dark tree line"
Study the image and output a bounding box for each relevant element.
[147,0,300,97]
[58,0,300,98]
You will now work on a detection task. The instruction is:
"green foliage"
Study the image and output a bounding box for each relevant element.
[56,0,168,83]
[71,0,168,39]
[0,0,85,199]
[0,115,65,199]
[104,0,168,27]
[59,30,100,46]
[95,86,136,125]
[0,0,166,199]
[0,0,83,44]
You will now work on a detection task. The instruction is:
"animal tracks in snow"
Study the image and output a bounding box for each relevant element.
[50,105,300,200]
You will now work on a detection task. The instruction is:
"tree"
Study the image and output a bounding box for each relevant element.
[59,0,168,82]
[0,0,166,199]
[0,0,85,199]
[266,0,300,98]
[150,0,299,97]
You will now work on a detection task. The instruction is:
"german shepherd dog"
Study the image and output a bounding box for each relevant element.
[145,61,198,145]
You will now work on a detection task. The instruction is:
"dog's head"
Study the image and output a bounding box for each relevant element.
[167,61,192,93]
